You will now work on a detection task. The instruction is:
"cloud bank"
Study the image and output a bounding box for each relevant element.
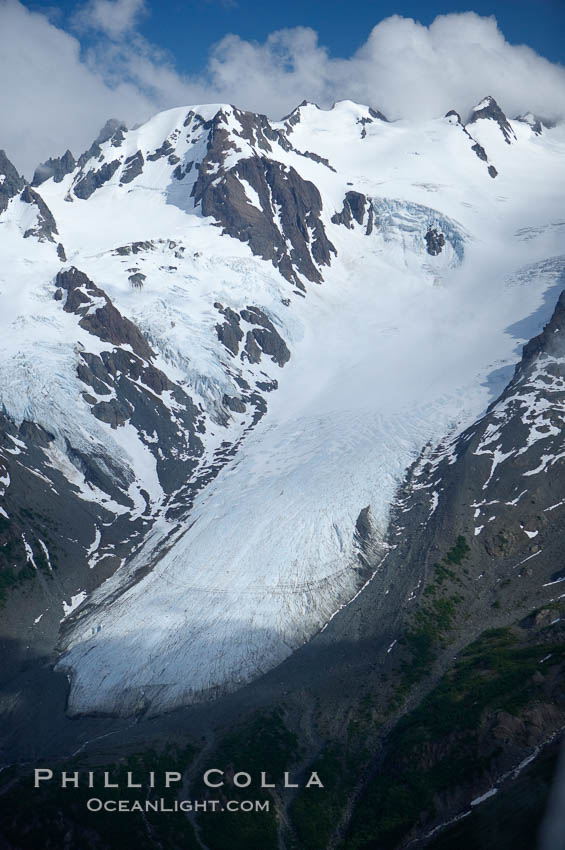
[1,0,565,175]
[72,0,147,39]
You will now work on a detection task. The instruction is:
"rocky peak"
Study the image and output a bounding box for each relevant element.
[368,106,389,122]
[186,108,336,286]
[467,95,517,144]
[515,112,548,136]
[445,109,463,125]
[351,104,390,138]
[32,150,76,187]
[445,108,498,177]
[0,150,26,214]
[76,119,127,170]
[95,118,128,146]
[281,100,320,131]
[19,186,58,242]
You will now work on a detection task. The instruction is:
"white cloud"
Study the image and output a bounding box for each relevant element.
[1,2,564,177]
[0,0,156,175]
[72,0,147,39]
[200,14,565,126]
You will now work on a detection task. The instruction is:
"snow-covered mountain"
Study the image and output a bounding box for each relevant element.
[1,96,564,717]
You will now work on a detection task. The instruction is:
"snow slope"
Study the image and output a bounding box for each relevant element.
[1,98,564,715]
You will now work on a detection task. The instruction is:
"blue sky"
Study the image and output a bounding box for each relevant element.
[26,0,565,71]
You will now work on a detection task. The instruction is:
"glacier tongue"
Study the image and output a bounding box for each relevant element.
[2,99,565,715]
[59,224,565,715]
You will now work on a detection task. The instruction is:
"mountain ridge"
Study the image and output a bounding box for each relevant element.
[0,93,564,720]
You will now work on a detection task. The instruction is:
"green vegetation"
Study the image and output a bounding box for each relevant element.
[426,742,559,850]
[289,540,472,848]
[443,535,471,565]
[341,625,565,850]
[197,708,299,850]
[208,707,300,781]
[0,562,36,604]
[0,746,200,850]
[0,510,59,604]
[290,745,357,850]
[394,537,471,697]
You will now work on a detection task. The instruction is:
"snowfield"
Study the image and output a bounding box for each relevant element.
[1,99,565,714]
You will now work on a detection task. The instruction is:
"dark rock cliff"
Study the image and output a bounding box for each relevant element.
[467,95,517,144]
[20,186,58,242]
[0,150,25,214]
[32,149,76,187]
[190,108,336,286]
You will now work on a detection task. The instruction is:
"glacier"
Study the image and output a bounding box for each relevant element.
[1,99,564,715]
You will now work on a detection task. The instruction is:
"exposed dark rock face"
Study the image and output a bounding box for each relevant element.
[56,267,154,359]
[185,108,336,286]
[120,150,144,184]
[20,186,58,242]
[91,396,131,428]
[0,150,25,214]
[31,150,76,187]
[128,272,146,289]
[202,155,335,285]
[472,141,488,161]
[467,95,517,144]
[114,240,154,256]
[0,405,163,723]
[222,393,246,413]
[56,243,66,261]
[425,226,446,255]
[173,160,193,180]
[395,284,565,611]
[357,107,389,138]
[55,267,205,491]
[331,286,565,850]
[446,106,499,176]
[96,119,128,146]
[232,106,292,153]
[331,191,367,228]
[243,330,262,363]
[78,346,204,490]
[353,505,379,572]
[76,120,127,170]
[369,106,388,122]
[248,325,290,367]
[73,159,121,200]
[215,305,244,356]
[255,378,278,392]
[77,146,101,171]
[521,286,565,362]
[296,149,336,171]
[281,100,320,132]
[147,140,175,161]
[215,303,290,366]
[515,113,555,136]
